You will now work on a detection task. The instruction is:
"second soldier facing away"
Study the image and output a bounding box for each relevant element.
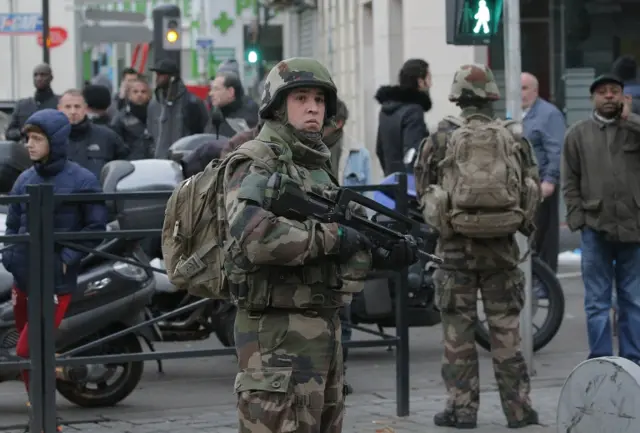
[225,58,419,433]
[414,64,541,429]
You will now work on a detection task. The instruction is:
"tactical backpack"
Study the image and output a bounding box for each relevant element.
[161,141,278,299]
[423,114,538,239]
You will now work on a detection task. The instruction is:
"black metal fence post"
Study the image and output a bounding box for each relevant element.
[26,185,44,433]
[40,184,58,433]
[394,173,410,417]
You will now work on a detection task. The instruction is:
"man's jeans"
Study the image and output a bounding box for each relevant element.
[581,228,640,361]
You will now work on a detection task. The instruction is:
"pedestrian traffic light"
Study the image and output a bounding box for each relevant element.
[246,48,260,64]
[446,0,503,46]
[152,5,181,70]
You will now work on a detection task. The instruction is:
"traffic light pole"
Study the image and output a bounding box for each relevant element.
[42,0,50,63]
[503,1,535,377]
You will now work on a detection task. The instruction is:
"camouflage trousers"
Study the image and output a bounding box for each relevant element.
[234,308,345,433]
[434,268,533,423]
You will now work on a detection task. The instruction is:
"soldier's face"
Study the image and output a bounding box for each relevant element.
[58,94,87,124]
[286,88,325,132]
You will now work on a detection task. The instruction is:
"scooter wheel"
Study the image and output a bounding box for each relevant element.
[55,333,144,408]
[474,257,565,353]
[214,307,236,348]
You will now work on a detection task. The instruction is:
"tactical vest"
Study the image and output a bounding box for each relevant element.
[225,150,362,312]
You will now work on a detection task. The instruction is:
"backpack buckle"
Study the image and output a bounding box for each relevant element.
[177,255,205,278]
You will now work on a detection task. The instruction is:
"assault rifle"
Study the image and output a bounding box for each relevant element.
[263,173,443,265]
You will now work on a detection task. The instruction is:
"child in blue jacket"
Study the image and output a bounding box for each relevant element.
[2,108,107,431]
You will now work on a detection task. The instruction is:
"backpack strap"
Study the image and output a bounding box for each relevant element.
[233,140,280,173]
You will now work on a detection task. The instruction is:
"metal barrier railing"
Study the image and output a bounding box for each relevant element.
[0,173,413,432]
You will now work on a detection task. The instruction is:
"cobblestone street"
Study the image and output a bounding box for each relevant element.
[5,386,559,433]
[0,271,585,433]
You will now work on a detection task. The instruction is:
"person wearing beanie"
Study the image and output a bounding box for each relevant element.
[83,84,114,126]
[3,109,107,431]
[90,74,119,119]
[57,89,130,178]
[612,55,640,115]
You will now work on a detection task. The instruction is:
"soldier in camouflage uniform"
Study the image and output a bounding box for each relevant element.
[414,64,540,429]
[222,57,418,433]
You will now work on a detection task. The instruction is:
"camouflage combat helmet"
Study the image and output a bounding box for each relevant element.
[259,57,338,121]
[448,64,500,102]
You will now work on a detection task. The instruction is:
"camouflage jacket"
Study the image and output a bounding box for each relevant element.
[222,120,372,311]
[414,106,540,271]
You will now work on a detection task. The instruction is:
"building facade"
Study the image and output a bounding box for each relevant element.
[284,0,486,181]
[283,0,640,181]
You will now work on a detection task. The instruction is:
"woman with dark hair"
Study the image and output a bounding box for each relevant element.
[375,58,432,176]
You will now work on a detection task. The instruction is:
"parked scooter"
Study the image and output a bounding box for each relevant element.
[0,221,160,408]
[357,172,565,353]
[100,156,236,348]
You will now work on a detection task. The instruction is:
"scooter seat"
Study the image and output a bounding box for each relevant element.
[0,270,13,302]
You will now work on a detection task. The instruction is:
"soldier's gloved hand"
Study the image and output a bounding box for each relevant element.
[336,225,373,263]
[371,235,419,269]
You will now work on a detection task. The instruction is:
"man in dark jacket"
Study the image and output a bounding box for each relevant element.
[83,84,114,126]
[3,109,107,425]
[4,63,60,141]
[114,67,140,111]
[563,74,640,363]
[147,59,208,159]
[58,89,129,179]
[110,77,154,160]
[216,59,260,115]
[375,58,432,175]
[612,55,640,115]
[205,72,258,137]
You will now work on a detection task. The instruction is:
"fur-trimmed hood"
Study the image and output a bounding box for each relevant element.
[374,85,432,113]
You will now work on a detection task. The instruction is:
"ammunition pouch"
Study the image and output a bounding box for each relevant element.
[230,261,355,312]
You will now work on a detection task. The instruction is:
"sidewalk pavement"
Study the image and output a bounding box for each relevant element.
[11,386,560,433]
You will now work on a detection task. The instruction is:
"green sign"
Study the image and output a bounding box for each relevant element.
[456,0,503,44]
[213,11,235,35]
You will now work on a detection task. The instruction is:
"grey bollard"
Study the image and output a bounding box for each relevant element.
[557,356,640,432]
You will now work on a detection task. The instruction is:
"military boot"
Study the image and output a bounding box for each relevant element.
[507,409,539,429]
[433,410,477,429]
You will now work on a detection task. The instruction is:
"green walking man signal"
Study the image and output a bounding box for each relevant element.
[446,0,504,46]
[473,0,490,34]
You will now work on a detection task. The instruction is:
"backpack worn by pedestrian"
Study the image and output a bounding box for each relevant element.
[161,141,279,299]
[421,114,539,240]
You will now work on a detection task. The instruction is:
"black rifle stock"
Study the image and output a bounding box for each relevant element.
[264,174,443,264]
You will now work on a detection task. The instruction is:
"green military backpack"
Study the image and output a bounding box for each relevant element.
[161,141,278,299]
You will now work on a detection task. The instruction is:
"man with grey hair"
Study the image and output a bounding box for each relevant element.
[521,72,564,282]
